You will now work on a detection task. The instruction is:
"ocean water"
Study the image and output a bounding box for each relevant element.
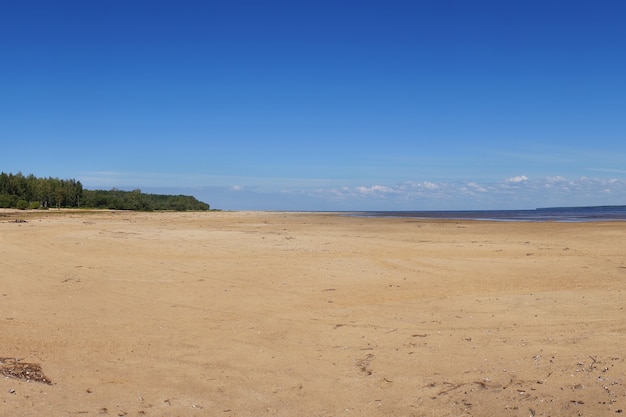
[351,205,626,222]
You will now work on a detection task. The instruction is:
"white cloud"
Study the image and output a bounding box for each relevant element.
[85,171,626,210]
[298,176,626,210]
[466,182,488,192]
[505,175,528,183]
[401,181,444,192]
[355,185,393,195]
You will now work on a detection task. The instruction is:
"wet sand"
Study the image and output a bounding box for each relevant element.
[1,209,625,416]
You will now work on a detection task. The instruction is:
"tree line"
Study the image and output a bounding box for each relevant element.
[0,172,210,211]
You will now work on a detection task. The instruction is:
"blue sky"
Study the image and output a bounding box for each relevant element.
[2,0,625,210]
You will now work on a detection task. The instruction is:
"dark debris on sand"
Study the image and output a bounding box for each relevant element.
[0,357,52,385]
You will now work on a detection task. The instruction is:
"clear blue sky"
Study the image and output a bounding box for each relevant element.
[2,0,625,210]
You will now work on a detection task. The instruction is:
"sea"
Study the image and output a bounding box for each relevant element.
[349,205,626,222]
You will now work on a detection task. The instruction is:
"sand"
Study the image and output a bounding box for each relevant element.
[1,209,625,416]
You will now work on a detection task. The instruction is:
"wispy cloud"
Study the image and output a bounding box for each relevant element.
[78,171,345,189]
[588,168,626,174]
[465,182,488,192]
[79,170,626,210]
[297,176,626,210]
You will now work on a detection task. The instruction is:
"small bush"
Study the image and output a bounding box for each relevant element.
[16,200,29,210]
[29,201,41,209]
[0,195,14,208]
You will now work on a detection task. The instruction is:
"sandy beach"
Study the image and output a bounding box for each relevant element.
[1,209,625,417]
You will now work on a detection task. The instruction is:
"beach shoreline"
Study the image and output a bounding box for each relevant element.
[1,210,625,416]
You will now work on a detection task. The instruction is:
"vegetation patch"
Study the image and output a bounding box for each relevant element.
[1,172,210,211]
